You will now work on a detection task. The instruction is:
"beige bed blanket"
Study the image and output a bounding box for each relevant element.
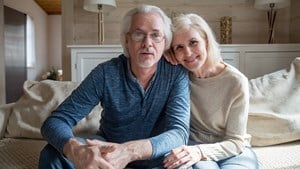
[248,57,300,146]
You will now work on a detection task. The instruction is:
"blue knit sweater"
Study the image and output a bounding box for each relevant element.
[41,54,190,161]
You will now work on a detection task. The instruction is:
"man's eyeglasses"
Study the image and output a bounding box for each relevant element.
[129,31,165,43]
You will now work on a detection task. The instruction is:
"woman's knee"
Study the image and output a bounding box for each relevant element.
[193,160,219,169]
[219,147,258,169]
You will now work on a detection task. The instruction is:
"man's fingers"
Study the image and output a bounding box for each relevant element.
[86,139,107,146]
[100,145,115,154]
[85,139,116,154]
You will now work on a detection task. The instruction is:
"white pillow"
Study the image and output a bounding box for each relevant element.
[248,57,300,146]
[5,80,102,139]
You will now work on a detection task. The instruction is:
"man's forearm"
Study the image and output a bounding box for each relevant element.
[123,139,153,162]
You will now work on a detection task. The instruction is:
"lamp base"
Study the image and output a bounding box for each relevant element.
[267,4,276,44]
[98,12,104,45]
[268,29,275,44]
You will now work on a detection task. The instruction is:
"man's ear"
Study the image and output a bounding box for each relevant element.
[125,34,129,48]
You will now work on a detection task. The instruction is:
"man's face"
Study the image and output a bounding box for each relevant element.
[125,13,166,69]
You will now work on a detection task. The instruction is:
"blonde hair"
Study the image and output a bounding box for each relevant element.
[172,14,222,66]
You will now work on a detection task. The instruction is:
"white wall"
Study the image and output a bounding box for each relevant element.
[48,15,62,70]
[4,0,48,81]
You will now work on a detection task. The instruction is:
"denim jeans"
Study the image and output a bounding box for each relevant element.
[192,147,258,169]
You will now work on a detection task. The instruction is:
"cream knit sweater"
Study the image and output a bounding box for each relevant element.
[189,63,251,161]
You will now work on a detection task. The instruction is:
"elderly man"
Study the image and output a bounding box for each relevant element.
[39,4,190,169]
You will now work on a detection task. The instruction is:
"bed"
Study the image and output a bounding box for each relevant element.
[0,58,300,169]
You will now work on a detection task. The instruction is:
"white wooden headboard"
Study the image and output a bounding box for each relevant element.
[68,44,300,82]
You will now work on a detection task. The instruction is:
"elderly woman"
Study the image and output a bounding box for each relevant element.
[163,13,258,169]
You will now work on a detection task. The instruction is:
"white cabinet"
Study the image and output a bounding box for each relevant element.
[221,44,300,79]
[69,44,300,82]
[68,45,123,82]
[221,51,240,69]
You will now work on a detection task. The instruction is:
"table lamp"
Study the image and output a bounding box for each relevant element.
[254,0,290,43]
[83,0,117,45]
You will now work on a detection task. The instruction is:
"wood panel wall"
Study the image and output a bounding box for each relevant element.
[291,0,300,42]
[71,0,292,45]
[62,0,296,80]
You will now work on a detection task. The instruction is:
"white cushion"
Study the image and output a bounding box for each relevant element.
[248,57,300,146]
[5,80,102,139]
[0,103,15,139]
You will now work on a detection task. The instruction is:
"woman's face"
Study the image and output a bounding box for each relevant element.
[172,27,207,72]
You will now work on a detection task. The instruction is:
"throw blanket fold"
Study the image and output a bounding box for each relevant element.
[248,57,300,146]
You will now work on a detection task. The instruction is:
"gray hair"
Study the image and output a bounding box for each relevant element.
[172,14,222,66]
[120,5,172,57]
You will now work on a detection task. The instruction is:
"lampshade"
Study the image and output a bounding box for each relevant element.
[83,0,116,13]
[254,0,290,43]
[254,0,290,10]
